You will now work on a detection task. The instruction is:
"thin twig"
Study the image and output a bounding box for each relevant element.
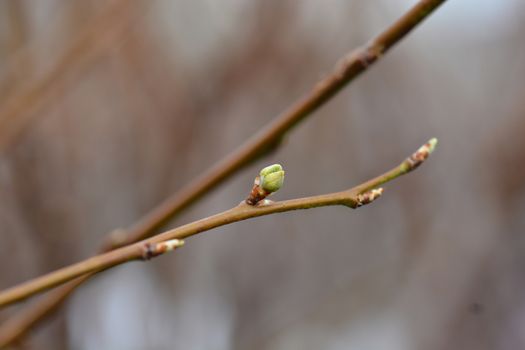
[0,0,447,345]
[0,138,437,308]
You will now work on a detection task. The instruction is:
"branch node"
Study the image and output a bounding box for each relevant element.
[142,243,155,260]
[356,188,384,207]
[358,43,385,68]
[256,199,274,207]
[246,164,284,205]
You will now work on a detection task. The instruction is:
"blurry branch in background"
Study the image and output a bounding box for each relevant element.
[1,1,30,97]
[0,0,138,152]
[0,0,447,346]
[0,138,438,308]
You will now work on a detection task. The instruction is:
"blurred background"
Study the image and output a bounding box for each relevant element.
[1,0,525,349]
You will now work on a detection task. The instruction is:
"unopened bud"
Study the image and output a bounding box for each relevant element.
[160,239,185,252]
[259,164,285,193]
[401,137,438,173]
[142,239,185,260]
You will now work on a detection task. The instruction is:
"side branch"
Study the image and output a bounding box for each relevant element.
[0,139,437,308]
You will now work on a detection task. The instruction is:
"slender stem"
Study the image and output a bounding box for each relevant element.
[0,198,352,308]
[0,139,437,308]
[0,0,447,345]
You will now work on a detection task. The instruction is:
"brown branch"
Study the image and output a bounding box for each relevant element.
[0,0,447,345]
[0,139,437,308]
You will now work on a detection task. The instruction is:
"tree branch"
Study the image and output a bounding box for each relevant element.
[0,138,437,308]
[0,0,447,345]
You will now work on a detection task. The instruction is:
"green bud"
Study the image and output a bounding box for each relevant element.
[259,164,284,193]
[260,164,283,177]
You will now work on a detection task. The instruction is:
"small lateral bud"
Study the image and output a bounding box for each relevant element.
[159,239,185,252]
[142,239,185,260]
[356,188,384,207]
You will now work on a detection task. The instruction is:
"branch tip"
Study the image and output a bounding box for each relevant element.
[401,137,438,173]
